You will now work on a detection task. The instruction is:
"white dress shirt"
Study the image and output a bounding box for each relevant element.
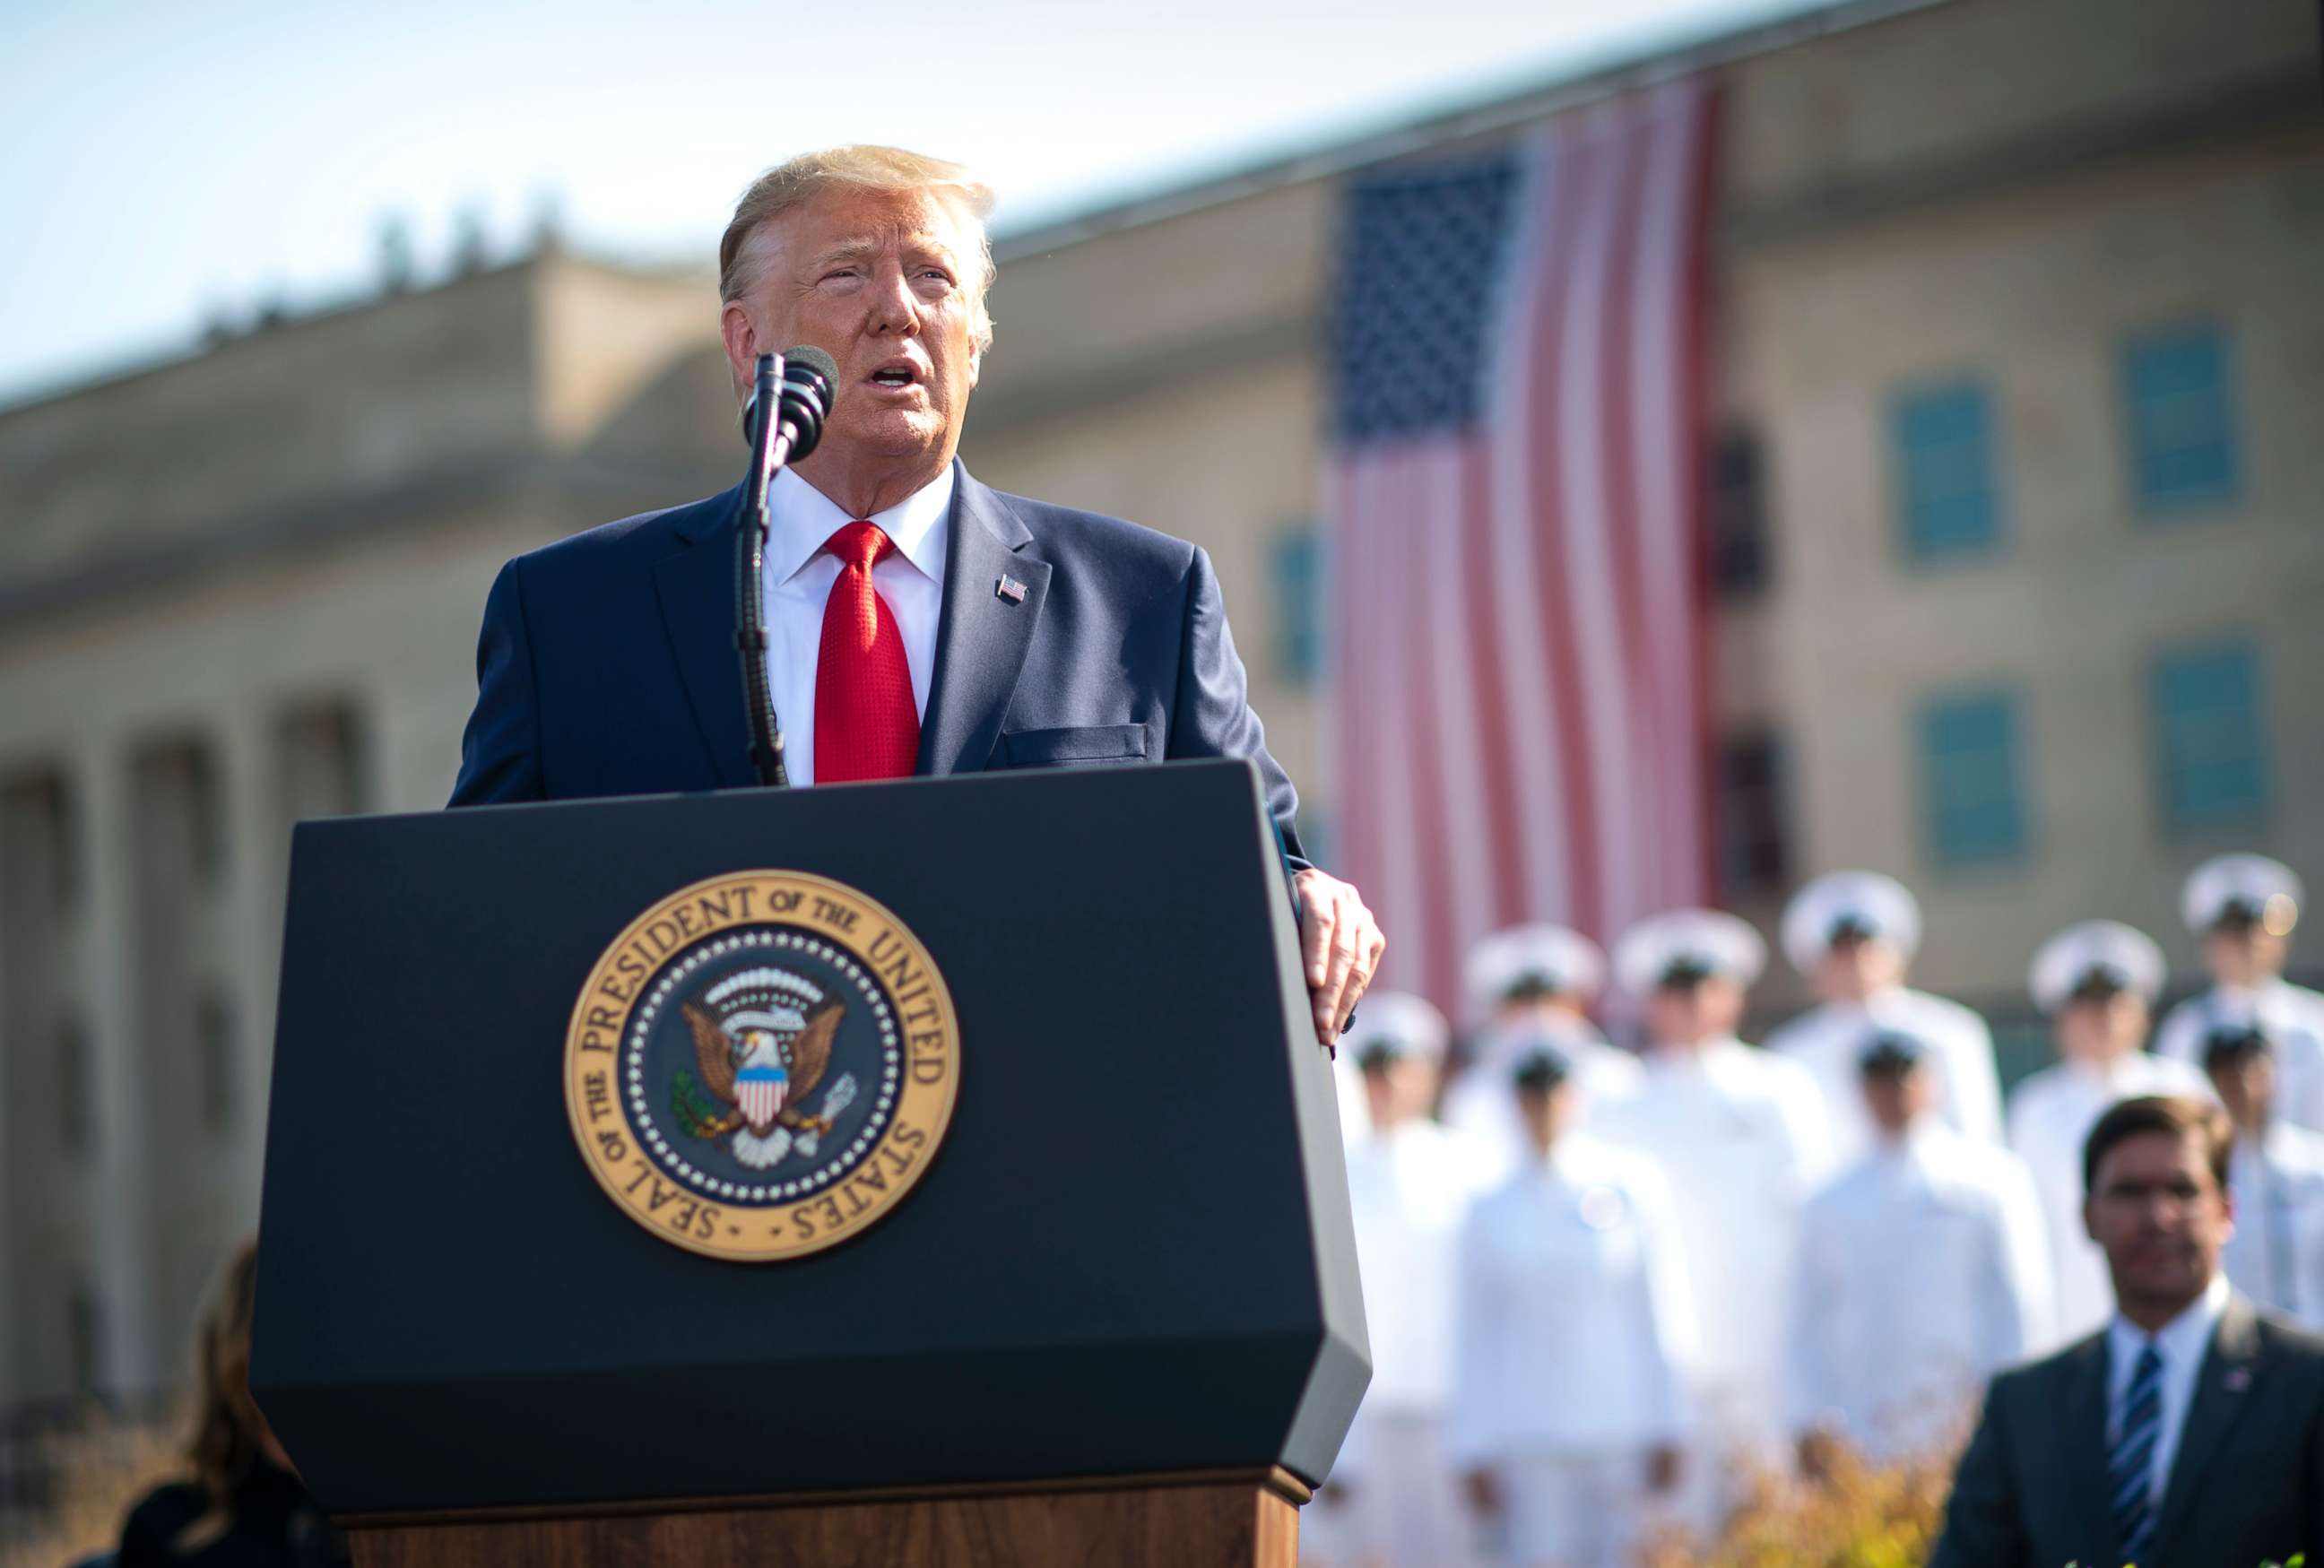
[1343,1118,1489,1415]
[1440,1018,1644,1188]
[1764,987,2005,1166]
[1446,1134,1695,1463]
[2105,1272,2231,1508]
[760,464,952,786]
[1594,1040,1834,1410]
[1791,1123,2053,1460]
[2223,1122,2324,1328]
[2155,978,2324,1132]
[2007,1052,2216,1346]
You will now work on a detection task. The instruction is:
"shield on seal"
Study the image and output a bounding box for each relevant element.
[736,1060,789,1128]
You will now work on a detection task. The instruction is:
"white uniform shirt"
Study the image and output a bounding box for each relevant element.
[2105,1273,2232,1508]
[2223,1122,2324,1329]
[1765,988,2004,1166]
[1441,1018,1643,1187]
[1446,1136,1695,1463]
[2007,1052,2215,1345]
[760,464,952,786]
[2155,979,2324,1132]
[1344,1119,1487,1414]
[1791,1124,2052,1460]
[1596,1041,1833,1400]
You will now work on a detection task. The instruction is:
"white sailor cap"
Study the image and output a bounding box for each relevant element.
[1780,871,1923,976]
[1463,923,1607,1014]
[1613,909,1767,997]
[2181,853,2303,936]
[1340,991,1450,1065]
[2029,921,2166,1012]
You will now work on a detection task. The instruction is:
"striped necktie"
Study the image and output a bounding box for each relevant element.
[2110,1341,2164,1561]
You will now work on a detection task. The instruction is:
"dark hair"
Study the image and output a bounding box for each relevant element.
[2082,1096,2233,1196]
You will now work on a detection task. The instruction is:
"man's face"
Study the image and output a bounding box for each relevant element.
[1860,1067,1933,1136]
[1359,1053,1438,1130]
[2084,1129,2233,1320]
[2205,925,2285,989]
[2055,991,2147,1062]
[1816,934,1904,1004]
[2207,1052,2276,1134]
[723,185,985,472]
[1513,1082,1577,1153]
[1644,975,1742,1048]
[1494,991,1583,1032]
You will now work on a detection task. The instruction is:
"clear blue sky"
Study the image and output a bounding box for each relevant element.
[0,0,1818,407]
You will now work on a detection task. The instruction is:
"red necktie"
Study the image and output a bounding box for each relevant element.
[814,521,920,783]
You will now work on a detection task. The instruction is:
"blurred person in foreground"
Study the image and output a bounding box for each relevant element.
[1449,1044,1690,1568]
[2203,1024,2324,1327]
[2157,853,2324,1131]
[1929,1096,2324,1568]
[1594,909,1831,1532]
[1764,871,2002,1167]
[117,1242,349,1568]
[1791,1031,2051,1470]
[1309,993,1483,1568]
[1440,923,1640,1187]
[447,143,1381,1049]
[2007,920,2213,1344]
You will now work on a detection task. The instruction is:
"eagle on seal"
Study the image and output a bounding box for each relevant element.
[680,994,854,1168]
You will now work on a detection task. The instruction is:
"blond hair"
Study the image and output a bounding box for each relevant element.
[719,145,997,348]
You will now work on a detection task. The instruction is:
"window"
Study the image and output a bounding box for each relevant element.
[1921,689,2028,868]
[1893,380,2002,562]
[2151,637,2268,833]
[1270,527,1324,687]
[276,699,370,820]
[1,769,79,916]
[197,986,238,1133]
[1709,427,1771,598]
[58,1013,93,1157]
[1716,731,1791,898]
[68,1286,103,1395]
[2123,322,2240,515]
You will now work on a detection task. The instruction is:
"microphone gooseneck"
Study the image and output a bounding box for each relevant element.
[733,345,840,789]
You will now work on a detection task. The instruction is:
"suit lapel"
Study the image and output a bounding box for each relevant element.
[651,485,755,790]
[915,465,1050,776]
[2150,1296,2263,1556]
[2057,1333,2118,1557]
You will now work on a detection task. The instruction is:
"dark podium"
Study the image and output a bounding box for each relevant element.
[251,759,1369,1566]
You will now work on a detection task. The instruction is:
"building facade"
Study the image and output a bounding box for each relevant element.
[1,0,2318,1404]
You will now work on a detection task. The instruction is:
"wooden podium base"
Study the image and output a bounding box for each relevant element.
[342,1466,1309,1568]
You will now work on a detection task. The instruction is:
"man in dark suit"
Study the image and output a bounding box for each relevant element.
[449,144,1384,1042]
[1930,1095,2324,1568]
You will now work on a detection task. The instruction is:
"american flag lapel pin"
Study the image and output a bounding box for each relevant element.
[2224,1366,2253,1393]
[996,575,1028,604]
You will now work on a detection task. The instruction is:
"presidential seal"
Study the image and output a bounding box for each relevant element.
[563,871,959,1262]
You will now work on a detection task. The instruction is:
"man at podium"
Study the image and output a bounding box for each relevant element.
[447,143,1382,1044]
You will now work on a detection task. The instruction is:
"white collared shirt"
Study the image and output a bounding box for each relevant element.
[2105,1271,2231,1508]
[1791,1122,2054,1460]
[760,464,953,785]
[2224,1122,2324,1328]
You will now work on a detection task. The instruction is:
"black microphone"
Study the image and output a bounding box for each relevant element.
[741,344,839,463]
[732,343,840,790]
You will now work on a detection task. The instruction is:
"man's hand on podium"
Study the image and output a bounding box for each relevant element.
[1293,867,1384,1049]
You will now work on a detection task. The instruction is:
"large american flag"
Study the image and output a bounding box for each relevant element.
[1324,81,1720,1018]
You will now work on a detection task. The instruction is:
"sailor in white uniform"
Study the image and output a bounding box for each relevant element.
[2201,1023,2324,1329]
[1450,1044,1692,1568]
[1593,909,1832,1532]
[1313,992,1483,1568]
[1765,871,2003,1166]
[1791,1032,2052,1469]
[2006,920,2212,1345]
[1442,924,1642,1187]
[2155,853,2324,1131]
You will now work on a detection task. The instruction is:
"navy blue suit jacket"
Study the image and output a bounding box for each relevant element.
[448,462,1309,867]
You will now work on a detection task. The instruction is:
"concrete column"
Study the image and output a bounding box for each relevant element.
[73,738,158,1395]
[219,703,280,1222]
